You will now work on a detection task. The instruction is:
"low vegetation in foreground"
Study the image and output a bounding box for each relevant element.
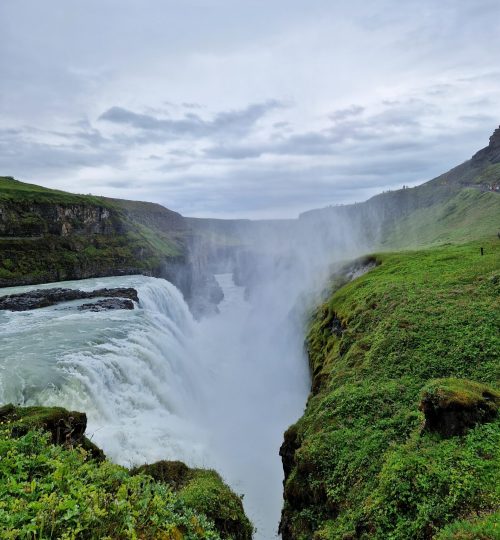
[0,405,252,539]
[280,239,500,539]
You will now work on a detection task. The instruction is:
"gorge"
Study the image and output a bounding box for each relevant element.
[0,128,499,539]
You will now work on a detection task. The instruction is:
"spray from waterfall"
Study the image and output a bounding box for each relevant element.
[0,206,374,539]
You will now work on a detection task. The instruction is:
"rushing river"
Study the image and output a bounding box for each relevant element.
[0,273,310,539]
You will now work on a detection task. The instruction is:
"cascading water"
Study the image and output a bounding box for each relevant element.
[0,272,311,539]
[0,276,208,465]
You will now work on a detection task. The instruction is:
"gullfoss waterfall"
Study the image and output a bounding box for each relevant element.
[0,272,312,538]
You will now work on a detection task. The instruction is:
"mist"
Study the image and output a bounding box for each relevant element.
[0,202,381,539]
[183,209,378,537]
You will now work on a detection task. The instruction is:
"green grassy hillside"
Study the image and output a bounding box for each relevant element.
[0,176,110,205]
[280,240,500,539]
[0,176,185,287]
[382,189,500,249]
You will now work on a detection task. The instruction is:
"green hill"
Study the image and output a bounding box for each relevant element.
[279,127,500,539]
[0,176,186,287]
[280,240,500,539]
[382,189,500,248]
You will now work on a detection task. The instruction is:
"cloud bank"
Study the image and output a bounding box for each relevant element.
[1,0,500,218]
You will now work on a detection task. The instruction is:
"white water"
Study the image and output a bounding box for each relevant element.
[0,273,310,539]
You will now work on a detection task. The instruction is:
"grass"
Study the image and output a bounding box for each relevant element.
[132,224,181,257]
[382,189,500,248]
[475,163,500,187]
[434,512,500,539]
[0,176,112,206]
[0,405,253,539]
[0,429,221,539]
[282,239,500,539]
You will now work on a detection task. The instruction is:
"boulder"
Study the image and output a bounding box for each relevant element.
[131,460,253,540]
[78,298,134,311]
[0,404,105,460]
[131,460,190,490]
[419,378,500,438]
[0,286,138,311]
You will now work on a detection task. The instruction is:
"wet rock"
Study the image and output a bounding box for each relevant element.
[279,425,301,540]
[331,314,344,337]
[280,424,300,479]
[420,378,500,438]
[0,286,138,311]
[78,298,134,311]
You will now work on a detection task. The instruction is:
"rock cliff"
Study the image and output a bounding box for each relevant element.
[0,176,225,316]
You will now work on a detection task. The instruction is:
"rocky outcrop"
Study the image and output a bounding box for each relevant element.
[0,286,139,311]
[0,177,229,318]
[131,460,254,540]
[0,201,121,238]
[0,176,191,293]
[78,298,135,311]
[0,404,104,460]
[131,460,191,490]
[420,378,500,438]
[472,125,500,163]
[278,425,302,540]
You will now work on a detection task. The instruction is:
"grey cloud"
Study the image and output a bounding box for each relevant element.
[459,114,497,125]
[456,71,500,83]
[329,105,365,122]
[2,0,499,218]
[205,145,264,160]
[0,126,122,179]
[204,99,432,160]
[204,128,343,159]
[151,158,439,218]
[99,100,284,140]
[105,180,135,189]
[425,84,454,97]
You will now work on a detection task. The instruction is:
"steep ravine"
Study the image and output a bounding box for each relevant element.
[1,127,499,539]
[0,176,225,317]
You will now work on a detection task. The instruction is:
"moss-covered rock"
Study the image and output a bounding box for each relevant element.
[131,460,190,490]
[0,403,105,461]
[420,378,500,437]
[132,460,254,540]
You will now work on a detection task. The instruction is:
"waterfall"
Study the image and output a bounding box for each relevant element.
[0,276,208,466]
[0,272,311,539]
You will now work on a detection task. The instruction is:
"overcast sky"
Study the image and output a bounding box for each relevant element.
[1,0,500,218]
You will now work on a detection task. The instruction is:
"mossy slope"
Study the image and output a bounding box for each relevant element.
[0,405,253,539]
[133,462,253,540]
[280,241,500,539]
